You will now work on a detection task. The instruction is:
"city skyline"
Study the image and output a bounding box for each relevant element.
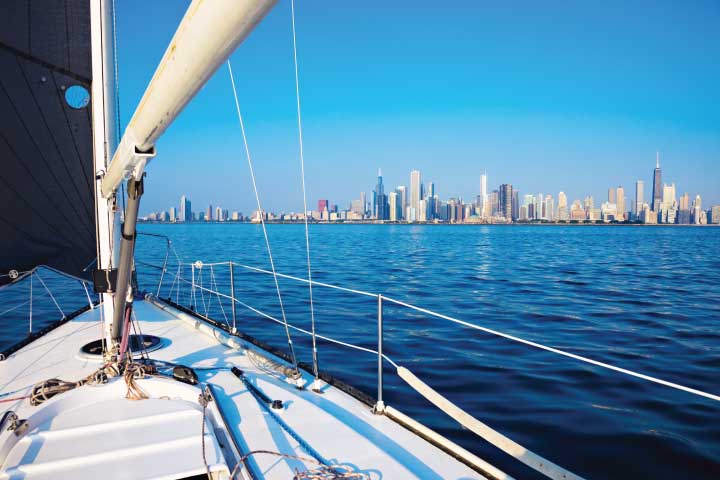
[143,155,719,225]
[118,1,720,216]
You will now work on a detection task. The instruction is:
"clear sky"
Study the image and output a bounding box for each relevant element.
[114,0,720,215]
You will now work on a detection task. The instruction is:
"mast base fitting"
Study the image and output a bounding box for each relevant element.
[373,401,386,415]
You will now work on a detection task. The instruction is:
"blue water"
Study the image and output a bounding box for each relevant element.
[2,224,719,479]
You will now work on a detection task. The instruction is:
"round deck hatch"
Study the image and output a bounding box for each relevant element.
[80,335,166,357]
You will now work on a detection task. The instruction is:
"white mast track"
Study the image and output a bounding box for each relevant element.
[90,0,117,344]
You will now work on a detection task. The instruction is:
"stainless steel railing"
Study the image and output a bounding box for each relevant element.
[135,240,720,480]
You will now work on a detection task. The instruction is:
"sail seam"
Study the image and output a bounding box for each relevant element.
[15,58,95,222]
[0,41,91,85]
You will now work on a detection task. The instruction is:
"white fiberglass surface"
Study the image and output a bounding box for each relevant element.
[0,300,485,479]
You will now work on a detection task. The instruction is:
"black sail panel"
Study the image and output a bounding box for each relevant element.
[0,1,96,283]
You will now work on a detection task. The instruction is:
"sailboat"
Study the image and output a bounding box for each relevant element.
[1,1,717,479]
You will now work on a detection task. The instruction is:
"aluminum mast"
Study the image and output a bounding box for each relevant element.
[101,0,278,348]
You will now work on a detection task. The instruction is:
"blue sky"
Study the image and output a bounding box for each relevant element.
[115,0,720,215]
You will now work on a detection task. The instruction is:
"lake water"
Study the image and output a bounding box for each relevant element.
[2,224,719,479]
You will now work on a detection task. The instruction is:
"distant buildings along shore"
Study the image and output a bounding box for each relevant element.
[141,153,719,225]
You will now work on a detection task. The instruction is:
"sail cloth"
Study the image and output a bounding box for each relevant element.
[0,1,96,284]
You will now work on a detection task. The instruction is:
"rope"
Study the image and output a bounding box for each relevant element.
[290,0,319,381]
[124,362,150,401]
[199,389,213,479]
[229,450,368,480]
[226,60,299,373]
[30,363,118,406]
[0,395,31,404]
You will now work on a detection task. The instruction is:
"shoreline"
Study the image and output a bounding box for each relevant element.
[139,220,720,227]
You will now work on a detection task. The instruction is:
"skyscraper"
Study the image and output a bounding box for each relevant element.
[388,191,400,221]
[360,192,367,217]
[396,186,407,220]
[499,184,513,220]
[410,170,422,221]
[512,191,519,221]
[544,195,554,221]
[608,188,616,205]
[616,186,625,220]
[373,169,388,220]
[479,171,488,218]
[634,181,644,218]
[318,199,329,213]
[179,195,191,222]
[652,152,662,212]
[206,205,213,221]
[558,192,568,221]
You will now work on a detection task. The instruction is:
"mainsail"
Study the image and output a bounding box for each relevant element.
[0,1,96,284]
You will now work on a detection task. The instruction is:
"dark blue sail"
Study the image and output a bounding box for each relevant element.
[0,1,96,284]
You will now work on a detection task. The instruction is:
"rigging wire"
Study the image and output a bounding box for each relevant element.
[290,0,319,381]
[34,271,65,318]
[226,60,299,374]
[111,0,127,212]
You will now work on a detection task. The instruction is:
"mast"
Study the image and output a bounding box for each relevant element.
[90,0,120,347]
[100,0,278,351]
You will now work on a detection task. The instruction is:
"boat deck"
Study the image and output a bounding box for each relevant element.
[0,300,486,479]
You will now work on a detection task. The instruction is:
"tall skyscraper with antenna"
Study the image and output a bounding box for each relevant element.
[479,170,488,218]
[651,152,662,212]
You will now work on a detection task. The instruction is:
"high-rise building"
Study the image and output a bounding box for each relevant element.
[418,198,428,221]
[710,205,720,224]
[169,207,176,222]
[206,205,213,221]
[479,171,488,218]
[544,195,554,221]
[410,170,422,213]
[570,200,585,221]
[215,206,223,222]
[388,191,400,221]
[512,191,519,221]
[360,192,367,217]
[410,170,422,221]
[488,190,499,217]
[373,169,388,220]
[608,188,616,204]
[616,186,625,220]
[499,184,513,220]
[318,199,329,213]
[634,181,644,218]
[396,186,407,220]
[692,195,702,224]
[659,183,676,223]
[652,152,662,212]
[350,199,363,215]
[179,195,191,222]
[558,192,568,221]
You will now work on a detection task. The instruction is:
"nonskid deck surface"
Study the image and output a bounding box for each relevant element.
[0,300,485,479]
